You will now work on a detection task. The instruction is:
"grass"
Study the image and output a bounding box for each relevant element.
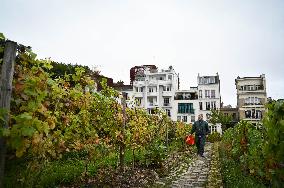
[4,141,186,187]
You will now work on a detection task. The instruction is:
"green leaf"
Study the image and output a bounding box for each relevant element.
[2,128,10,137]
[15,113,33,121]
[21,126,36,137]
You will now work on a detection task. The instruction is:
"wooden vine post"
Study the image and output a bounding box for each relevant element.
[119,92,127,172]
[0,40,17,187]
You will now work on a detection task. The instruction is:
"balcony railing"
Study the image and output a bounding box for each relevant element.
[244,102,263,106]
[149,103,158,106]
[177,109,195,114]
[147,92,158,96]
[174,95,198,100]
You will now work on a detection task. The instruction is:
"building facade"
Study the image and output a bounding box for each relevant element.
[197,73,222,133]
[123,66,223,134]
[235,74,267,124]
[172,88,199,124]
[132,66,179,116]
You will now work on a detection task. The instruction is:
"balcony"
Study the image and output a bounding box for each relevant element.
[133,80,145,86]
[174,93,198,100]
[148,103,158,107]
[147,92,158,96]
[148,80,158,85]
[243,102,263,106]
[134,92,144,98]
[162,91,173,96]
[158,80,172,85]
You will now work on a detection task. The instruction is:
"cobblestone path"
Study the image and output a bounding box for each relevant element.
[153,142,222,188]
[171,143,212,188]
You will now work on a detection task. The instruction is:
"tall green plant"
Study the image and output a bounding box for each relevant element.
[262,101,284,186]
[220,101,284,187]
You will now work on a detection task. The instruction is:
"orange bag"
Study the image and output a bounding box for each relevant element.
[185,135,195,145]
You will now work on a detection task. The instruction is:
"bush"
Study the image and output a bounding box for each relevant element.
[220,157,266,188]
[207,132,221,143]
[219,100,284,187]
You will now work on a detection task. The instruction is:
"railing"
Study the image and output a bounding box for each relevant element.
[149,103,158,106]
[177,109,195,114]
[147,92,158,96]
[244,102,263,105]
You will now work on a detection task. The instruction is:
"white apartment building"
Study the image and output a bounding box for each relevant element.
[132,66,179,117]
[122,66,222,134]
[172,88,199,124]
[235,74,267,125]
[197,73,222,133]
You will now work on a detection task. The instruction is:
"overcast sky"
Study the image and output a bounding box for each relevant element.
[1,0,284,106]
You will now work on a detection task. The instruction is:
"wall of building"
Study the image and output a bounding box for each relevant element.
[235,75,267,124]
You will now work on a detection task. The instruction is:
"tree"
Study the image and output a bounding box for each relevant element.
[209,110,233,131]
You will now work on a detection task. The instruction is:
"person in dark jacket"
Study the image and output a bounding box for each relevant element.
[190,114,210,157]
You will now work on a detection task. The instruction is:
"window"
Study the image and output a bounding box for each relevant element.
[211,90,215,98]
[149,87,156,92]
[157,76,165,80]
[182,116,187,122]
[205,90,210,98]
[255,97,260,104]
[199,102,203,110]
[211,101,216,110]
[178,103,194,114]
[148,108,155,114]
[168,75,172,80]
[191,116,195,122]
[245,110,251,118]
[135,87,138,92]
[148,97,154,105]
[210,125,217,133]
[163,86,171,91]
[206,102,210,110]
[164,98,170,106]
[210,77,216,83]
[135,98,142,106]
[199,90,202,98]
[164,98,169,104]
[245,97,261,105]
[256,110,262,119]
[245,110,262,119]
[204,78,209,84]
[166,109,171,117]
[224,113,228,116]
[252,109,255,118]
[232,113,236,120]
[177,116,181,121]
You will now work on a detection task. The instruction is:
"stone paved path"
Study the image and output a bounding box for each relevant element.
[153,143,216,188]
[171,143,213,188]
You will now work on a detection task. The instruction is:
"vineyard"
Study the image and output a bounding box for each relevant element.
[220,101,284,187]
[0,34,283,188]
[0,34,193,187]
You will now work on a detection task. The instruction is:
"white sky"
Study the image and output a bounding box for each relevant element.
[1,0,284,106]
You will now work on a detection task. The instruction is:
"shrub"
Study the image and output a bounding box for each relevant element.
[207,132,221,143]
[219,100,284,187]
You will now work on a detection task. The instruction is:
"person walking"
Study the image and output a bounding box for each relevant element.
[189,114,210,157]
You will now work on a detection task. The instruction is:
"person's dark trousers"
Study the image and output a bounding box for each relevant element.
[195,135,206,156]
